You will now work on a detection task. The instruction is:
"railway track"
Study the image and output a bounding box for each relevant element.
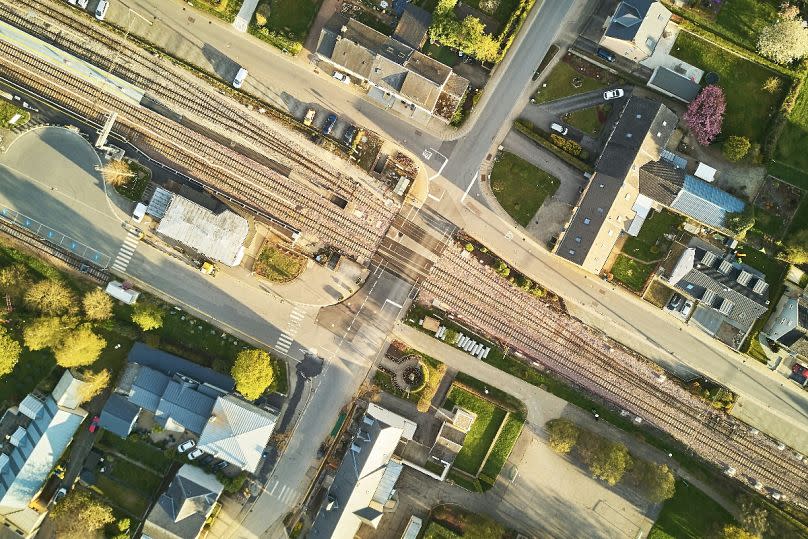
[0,0,392,219]
[0,37,388,260]
[421,244,808,507]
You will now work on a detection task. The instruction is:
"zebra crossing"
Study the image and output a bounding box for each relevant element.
[274,305,306,355]
[266,479,297,505]
[110,230,140,273]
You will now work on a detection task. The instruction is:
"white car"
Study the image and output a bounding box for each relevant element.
[177,440,195,453]
[232,67,248,89]
[550,122,568,136]
[681,300,694,318]
[603,88,625,100]
[188,448,204,460]
[332,72,351,85]
[78,0,89,8]
[95,0,109,20]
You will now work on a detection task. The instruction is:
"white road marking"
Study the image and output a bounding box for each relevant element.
[268,481,278,495]
[460,171,479,203]
[384,298,404,309]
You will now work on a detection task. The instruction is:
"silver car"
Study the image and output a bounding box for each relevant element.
[550,122,568,136]
[603,88,625,100]
[95,0,109,20]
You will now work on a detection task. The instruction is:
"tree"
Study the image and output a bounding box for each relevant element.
[101,159,133,187]
[545,419,580,454]
[725,206,755,238]
[0,330,21,378]
[627,461,676,503]
[53,325,106,368]
[23,316,65,351]
[232,349,275,400]
[78,369,110,404]
[684,85,726,145]
[82,288,113,321]
[723,135,751,162]
[578,432,632,485]
[24,279,77,315]
[782,229,808,264]
[738,495,769,537]
[0,264,32,303]
[50,489,115,539]
[717,524,760,539]
[758,5,808,65]
[132,300,164,331]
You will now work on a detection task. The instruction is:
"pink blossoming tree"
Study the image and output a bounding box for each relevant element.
[683,85,726,145]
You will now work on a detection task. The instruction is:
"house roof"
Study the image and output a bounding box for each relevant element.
[156,195,248,267]
[639,160,685,205]
[309,410,406,539]
[155,378,217,435]
[366,403,417,440]
[0,376,86,511]
[670,175,745,229]
[128,343,235,393]
[143,464,223,539]
[605,0,654,41]
[668,238,769,333]
[197,395,277,474]
[648,66,701,102]
[393,4,431,49]
[99,394,141,438]
[51,370,85,410]
[766,296,808,345]
[128,365,171,412]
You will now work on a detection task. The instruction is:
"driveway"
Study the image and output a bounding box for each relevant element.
[500,129,587,247]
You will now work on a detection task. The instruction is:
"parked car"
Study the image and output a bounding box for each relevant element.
[342,125,357,146]
[88,416,100,433]
[53,487,67,503]
[198,453,214,465]
[232,68,248,89]
[78,0,88,8]
[322,114,337,136]
[332,72,350,85]
[550,122,568,136]
[303,108,316,127]
[94,0,109,20]
[668,293,683,310]
[603,89,625,100]
[178,440,196,453]
[596,47,616,63]
[212,460,229,470]
[188,448,204,460]
[681,300,694,318]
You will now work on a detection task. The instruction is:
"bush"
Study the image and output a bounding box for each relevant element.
[465,243,475,252]
[723,135,751,161]
[131,300,165,331]
[513,120,593,173]
[254,27,303,55]
[546,418,580,454]
[550,134,582,157]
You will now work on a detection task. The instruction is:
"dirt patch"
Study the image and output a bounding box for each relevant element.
[754,175,803,221]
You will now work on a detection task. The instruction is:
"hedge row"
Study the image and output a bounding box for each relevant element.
[513,120,594,173]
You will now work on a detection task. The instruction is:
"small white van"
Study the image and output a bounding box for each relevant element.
[233,68,248,89]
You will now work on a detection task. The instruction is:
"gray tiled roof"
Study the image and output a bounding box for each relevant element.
[605,0,653,41]
[129,366,170,412]
[128,343,235,392]
[638,160,684,205]
[99,394,141,438]
[155,378,216,435]
[393,4,431,49]
[648,66,701,102]
[144,464,223,539]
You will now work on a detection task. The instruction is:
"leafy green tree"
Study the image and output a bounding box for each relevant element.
[24,279,76,315]
[23,316,65,351]
[0,264,32,303]
[232,349,275,400]
[738,495,768,537]
[132,300,165,331]
[782,229,808,264]
[82,288,113,321]
[725,206,755,238]
[546,418,580,454]
[717,524,760,539]
[78,369,111,404]
[0,329,21,378]
[578,432,632,485]
[627,461,676,503]
[758,5,808,65]
[53,325,106,368]
[50,489,115,539]
[723,136,751,162]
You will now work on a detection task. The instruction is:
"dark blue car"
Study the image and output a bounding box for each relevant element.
[596,48,616,63]
[322,114,337,136]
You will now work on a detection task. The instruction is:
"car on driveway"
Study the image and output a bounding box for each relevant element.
[95,0,109,20]
[303,108,316,126]
[322,114,337,136]
[188,448,204,460]
[342,125,358,146]
[178,440,195,453]
[681,300,694,318]
[53,487,67,503]
[212,460,229,471]
[603,89,625,100]
[88,416,100,433]
[332,72,351,85]
[596,48,616,62]
[550,122,568,136]
[667,293,683,310]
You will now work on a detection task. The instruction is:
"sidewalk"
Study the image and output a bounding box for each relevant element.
[392,323,740,518]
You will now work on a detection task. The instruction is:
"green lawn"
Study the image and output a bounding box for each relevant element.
[672,31,785,143]
[734,245,786,286]
[93,477,150,517]
[97,432,173,474]
[714,0,779,50]
[253,245,306,283]
[191,0,243,23]
[461,0,520,23]
[490,151,559,226]
[113,161,151,203]
[423,43,460,67]
[564,104,611,136]
[622,210,683,263]
[445,387,507,475]
[109,459,163,495]
[0,101,29,128]
[479,414,524,482]
[425,504,511,538]
[373,370,419,402]
[258,0,322,41]
[534,60,615,104]
[648,481,735,539]
[774,80,808,178]
[610,255,654,292]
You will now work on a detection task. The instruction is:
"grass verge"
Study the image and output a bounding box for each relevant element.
[490,151,559,226]
[610,255,654,292]
[648,480,735,539]
[445,386,507,475]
